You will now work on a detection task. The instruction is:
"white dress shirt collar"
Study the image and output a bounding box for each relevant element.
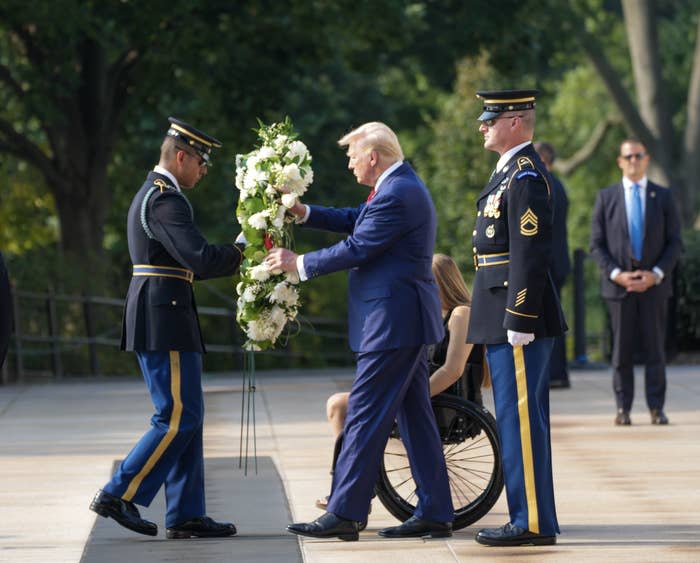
[374,160,404,193]
[496,141,532,173]
[154,165,181,191]
[622,175,648,190]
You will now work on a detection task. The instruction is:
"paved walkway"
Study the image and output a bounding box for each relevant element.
[0,365,699,562]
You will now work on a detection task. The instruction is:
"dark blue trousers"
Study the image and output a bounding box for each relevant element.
[486,338,559,536]
[104,351,206,527]
[327,346,453,523]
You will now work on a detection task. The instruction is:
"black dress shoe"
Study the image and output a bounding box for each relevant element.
[378,515,452,539]
[89,489,158,536]
[549,378,571,389]
[614,409,631,426]
[650,409,669,425]
[166,516,237,539]
[287,512,359,541]
[476,523,556,546]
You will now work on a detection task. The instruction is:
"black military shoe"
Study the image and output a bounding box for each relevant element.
[614,409,631,426]
[650,409,669,425]
[166,516,237,539]
[89,489,158,536]
[476,523,556,546]
[378,515,452,538]
[287,512,360,541]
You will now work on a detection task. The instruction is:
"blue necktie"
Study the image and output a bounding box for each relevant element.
[629,183,643,260]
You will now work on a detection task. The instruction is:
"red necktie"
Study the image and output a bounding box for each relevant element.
[366,189,376,203]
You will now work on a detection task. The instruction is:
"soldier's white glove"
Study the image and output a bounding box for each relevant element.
[235,232,247,245]
[507,330,535,347]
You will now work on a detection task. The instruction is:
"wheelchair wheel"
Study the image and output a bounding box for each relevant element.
[375,393,503,530]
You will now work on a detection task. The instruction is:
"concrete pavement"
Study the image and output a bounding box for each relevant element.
[0,365,699,562]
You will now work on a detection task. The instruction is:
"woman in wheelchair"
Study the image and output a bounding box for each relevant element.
[317,253,489,511]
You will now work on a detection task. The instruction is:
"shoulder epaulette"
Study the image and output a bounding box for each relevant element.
[516,156,535,170]
[140,181,193,239]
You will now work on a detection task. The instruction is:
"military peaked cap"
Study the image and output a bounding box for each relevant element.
[167,117,222,164]
[476,89,539,121]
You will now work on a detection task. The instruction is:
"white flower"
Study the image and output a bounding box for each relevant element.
[282,163,302,184]
[269,305,287,328]
[242,285,259,303]
[243,170,259,191]
[248,263,271,282]
[248,212,268,230]
[235,167,246,190]
[269,281,299,307]
[236,282,244,295]
[273,134,288,150]
[265,185,277,197]
[271,206,286,228]
[257,146,276,160]
[281,192,298,208]
[285,140,308,161]
[285,271,300,284]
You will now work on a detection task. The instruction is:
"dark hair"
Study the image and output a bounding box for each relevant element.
[534,141,556,165]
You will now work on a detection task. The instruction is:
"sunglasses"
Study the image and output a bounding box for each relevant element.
[180,148,209,168]
[620,152,646,161]
[482,114,523,128]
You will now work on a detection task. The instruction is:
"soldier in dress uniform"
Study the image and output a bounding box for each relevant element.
[90,117,244,539]
[467,90,566,547]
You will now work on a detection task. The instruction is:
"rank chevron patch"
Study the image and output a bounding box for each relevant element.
[515,288,527,307]
[520,208,538,236]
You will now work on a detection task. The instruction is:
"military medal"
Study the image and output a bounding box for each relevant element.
[486,224,495,238]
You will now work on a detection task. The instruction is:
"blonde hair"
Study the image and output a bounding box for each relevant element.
[432,254,471,310]
[338,121,404,162]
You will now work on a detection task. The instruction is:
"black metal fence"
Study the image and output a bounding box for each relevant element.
[0,248,622,383]
[0,287,353,383]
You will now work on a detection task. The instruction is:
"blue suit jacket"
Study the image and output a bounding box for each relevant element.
[302,162,444,352]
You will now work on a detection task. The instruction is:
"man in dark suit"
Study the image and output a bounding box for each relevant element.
[266,122,453,541]
[90,118,243,539]
[590,139,682,426]
[468,90,566,547]
[534,142,571,389]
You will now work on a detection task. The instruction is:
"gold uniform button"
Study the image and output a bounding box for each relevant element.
[171,300,177,305]
[477,211,482,216]
[472,230,477,236]
[472,247,477,253]
[503,281,508,287]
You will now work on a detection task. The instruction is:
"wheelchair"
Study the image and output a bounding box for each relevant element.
[331,369,504,531]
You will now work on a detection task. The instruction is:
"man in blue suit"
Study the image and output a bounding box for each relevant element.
[266,122,453,541]
[590,138,682,426]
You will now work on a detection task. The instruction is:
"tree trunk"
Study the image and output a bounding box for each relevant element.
[622,0,675,175]
[682,17,700,227]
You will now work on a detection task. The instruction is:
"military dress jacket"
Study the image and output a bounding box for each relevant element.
[589,179,682,301]
[121,171,243,353]
[302,162,444,353]
[467,144,566,345]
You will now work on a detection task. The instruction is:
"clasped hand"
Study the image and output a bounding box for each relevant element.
[614,270,656,292]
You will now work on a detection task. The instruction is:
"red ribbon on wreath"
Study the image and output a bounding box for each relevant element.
[264,233,273,250]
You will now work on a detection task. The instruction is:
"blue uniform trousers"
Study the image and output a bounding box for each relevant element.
[486,338,559,536]
[327,346,454,523]
[103,351,206,527]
